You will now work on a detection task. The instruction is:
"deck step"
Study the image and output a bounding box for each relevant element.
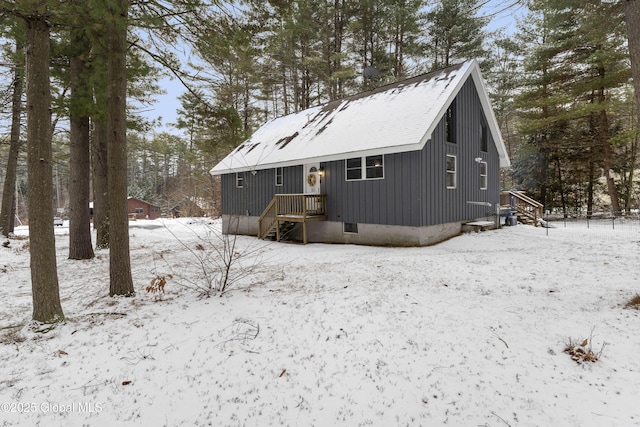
[462,221,495,233]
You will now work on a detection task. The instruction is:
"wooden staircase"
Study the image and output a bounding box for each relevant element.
[258,194,327,244]
[501,190,544,226]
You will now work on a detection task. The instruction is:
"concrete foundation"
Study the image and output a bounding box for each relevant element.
[221,215,480,247]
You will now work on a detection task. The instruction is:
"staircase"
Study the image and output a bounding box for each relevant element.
[258,194,327,244]
[263,221,297,241]
[501,190,544,226]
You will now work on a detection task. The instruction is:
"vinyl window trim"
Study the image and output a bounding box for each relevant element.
[480,161,488,190]
[446,154,457,189]
[346,155,384,181]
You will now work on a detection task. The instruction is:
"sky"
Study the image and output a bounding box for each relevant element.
[140,1,525,136]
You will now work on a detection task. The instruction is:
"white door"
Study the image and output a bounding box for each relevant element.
[304,163,321,194]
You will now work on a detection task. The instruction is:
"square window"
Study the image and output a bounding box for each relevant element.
[346,158,362,180]
[365,155,384,179]
[275,167,283,186]
[236,172,244,188]
[446,155,456,189]
[134,207,144,214]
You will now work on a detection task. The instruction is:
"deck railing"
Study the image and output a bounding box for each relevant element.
[506,190,544,226]
[258,194,327,241]
[258,197,278,240]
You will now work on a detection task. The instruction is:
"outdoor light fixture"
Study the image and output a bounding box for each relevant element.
[474,157,483,163]
[319,166,325,183]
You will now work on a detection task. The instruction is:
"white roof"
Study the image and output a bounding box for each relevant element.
[211,60,510,175]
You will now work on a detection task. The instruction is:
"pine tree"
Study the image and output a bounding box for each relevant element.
[425,0,488,70]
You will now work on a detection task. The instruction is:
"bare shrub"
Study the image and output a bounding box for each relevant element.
[159,218,270,297]
[625,294,640,309]
[564,330,607,364]
[0,326,25,345]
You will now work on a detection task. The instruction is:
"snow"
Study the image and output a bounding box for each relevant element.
[211,61,485,175]
[1,219,639,426]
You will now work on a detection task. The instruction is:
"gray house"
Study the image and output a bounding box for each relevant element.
[210,60,510,246]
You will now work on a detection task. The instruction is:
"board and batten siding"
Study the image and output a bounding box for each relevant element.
[220,75,501,228]
[325,76,501,227]
[221,165,302,216]
[323,151,422,226]
[422,77,500,225]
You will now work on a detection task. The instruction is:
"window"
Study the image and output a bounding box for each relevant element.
[343,222,358,233]
[445,100,456,143]
[346,155,384,181]
[480,161,488,190]
[346,158,362,180]
[480,123,488,152]
[275,167,283,186]
[134,207,144,214]
[446,155,457,189]
[236,172,244,188]
[365,155,384,179]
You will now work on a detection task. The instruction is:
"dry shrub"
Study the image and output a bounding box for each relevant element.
[146,274,172,300]
[625,294,640,309]
[564,336,606,364]
[0,327,25,345]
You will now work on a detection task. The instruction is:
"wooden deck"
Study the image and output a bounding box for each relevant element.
[258,194,327,244]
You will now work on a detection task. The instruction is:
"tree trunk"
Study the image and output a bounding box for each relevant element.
[92,119,110,249]
[0,38,24,237]
[587,160,594,219]
[625,0,640,128]
[68,28,94,260]
[107,0,134,296]
[598,84,620,215]
[25,14,64,323]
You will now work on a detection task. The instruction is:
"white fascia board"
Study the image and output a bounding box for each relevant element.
[416,60,475,149]
[210,143,427,175]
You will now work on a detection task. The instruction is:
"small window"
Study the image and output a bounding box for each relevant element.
[343,222,358,233]
[446,100,456,143]
[346,158,362,180]
[134,207,144,214]
[236,172,244,188]
[275,167,283,186]
[446,155,456,189]
[480,161,488,190]
[366,155,384,179]
[481,123,488,152]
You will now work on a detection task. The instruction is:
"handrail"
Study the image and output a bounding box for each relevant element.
[258,194,327,240]
[258,197,278,239]
[509,190,543,208]
[508,190,544,226]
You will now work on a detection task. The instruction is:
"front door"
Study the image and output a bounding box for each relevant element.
[304,162,321,195]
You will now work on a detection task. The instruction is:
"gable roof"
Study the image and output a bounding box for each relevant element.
[210,60,510,175]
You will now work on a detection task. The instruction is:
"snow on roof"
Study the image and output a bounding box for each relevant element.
[211,60,509,175]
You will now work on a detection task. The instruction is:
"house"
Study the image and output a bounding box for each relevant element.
[210,60,511,246]
[127,197,161,220]
[171,198,206,218]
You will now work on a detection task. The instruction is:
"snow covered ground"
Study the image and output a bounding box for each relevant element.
[1,219,639,427]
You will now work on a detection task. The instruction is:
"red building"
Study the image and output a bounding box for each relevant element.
[127,197,162,220]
